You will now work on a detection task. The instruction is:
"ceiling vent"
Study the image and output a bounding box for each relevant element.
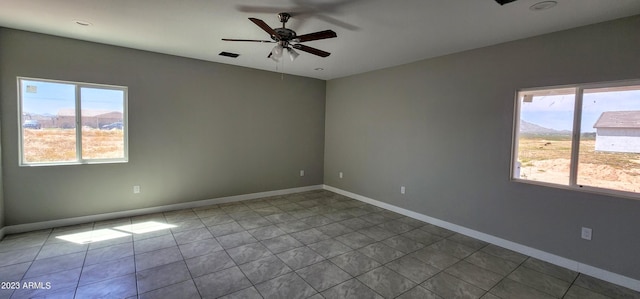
[219,52,240,58]
[495,0,517,5]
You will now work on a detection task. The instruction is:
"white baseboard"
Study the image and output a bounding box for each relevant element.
[3,185,323,235]
[323,184,640,292]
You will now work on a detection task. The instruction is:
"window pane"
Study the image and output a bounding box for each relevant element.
[577,85,640,192]
[515,88,575,185]
[80,87,125,160]
[20,80,77,163]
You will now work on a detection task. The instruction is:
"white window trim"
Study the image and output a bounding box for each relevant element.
[511,79,640,200]
[17,77,129,166]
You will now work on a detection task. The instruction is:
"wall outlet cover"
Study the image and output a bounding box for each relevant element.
[581,227,592,240]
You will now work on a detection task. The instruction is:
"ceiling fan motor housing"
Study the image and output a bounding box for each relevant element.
[274,13,296,44]
[278,12,291,23]
[273,28,297,42]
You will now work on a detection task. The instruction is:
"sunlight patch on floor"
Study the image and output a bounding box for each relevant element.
[56,221,178,244]
[56,228,131,244]
[114,221,177,234]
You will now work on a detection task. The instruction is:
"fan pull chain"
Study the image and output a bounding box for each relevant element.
[275,59,284,80]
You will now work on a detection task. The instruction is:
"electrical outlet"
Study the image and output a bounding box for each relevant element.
[300,170,305,177]
[400,186,406,195]
[339,172,343,179]
[581,227,592,240]
[133,185,141,194]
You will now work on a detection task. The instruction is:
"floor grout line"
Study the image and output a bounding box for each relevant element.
[0,190,637,299]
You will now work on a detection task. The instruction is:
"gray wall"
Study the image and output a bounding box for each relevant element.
[325,16,640,279]
[0,130,3,233]
[0,28,4,233]
[0,28,326,225]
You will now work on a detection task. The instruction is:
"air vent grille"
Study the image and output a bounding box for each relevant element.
[219,52,239,58]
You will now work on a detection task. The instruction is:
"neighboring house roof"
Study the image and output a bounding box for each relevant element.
[593,111,640,129]
[58,109,122,117]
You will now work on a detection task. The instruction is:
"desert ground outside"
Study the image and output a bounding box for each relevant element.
[517,136,640,193]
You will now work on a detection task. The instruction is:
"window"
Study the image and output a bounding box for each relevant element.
[18,77,128,166]
[512,80,640,197]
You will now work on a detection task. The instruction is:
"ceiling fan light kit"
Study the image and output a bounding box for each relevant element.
[223,12,337,61]
[288,48,300,61]
[271,44,284,58]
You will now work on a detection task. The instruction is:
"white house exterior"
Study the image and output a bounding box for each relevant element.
[593,111,640,153]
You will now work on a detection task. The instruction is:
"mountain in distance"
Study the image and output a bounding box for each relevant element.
[520,120,571,135]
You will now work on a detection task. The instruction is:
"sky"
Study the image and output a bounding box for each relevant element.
[21,79,124,116]
[520,88,640,133]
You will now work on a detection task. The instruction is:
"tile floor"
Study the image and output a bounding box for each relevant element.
[0,190,638,299]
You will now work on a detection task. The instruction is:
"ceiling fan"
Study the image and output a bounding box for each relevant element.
[222,12,337,62]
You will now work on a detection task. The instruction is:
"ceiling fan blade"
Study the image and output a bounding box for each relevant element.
[295,30,337,42]
[222,38,275,43]
[249,17,281,40]
[292,44,331,57]
[495,0,518,5]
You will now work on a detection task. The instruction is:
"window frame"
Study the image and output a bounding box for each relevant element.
[511,79,640,200]
[17,77,129,166]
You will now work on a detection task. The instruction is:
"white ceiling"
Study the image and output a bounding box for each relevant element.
[1,0,639,80]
